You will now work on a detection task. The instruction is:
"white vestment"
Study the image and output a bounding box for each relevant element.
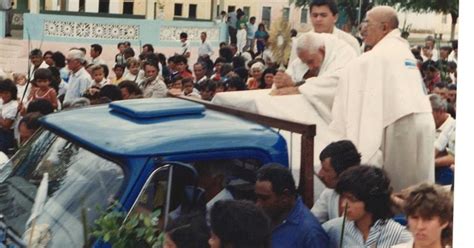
[286,33,357,123]
[289,28,361,64]
[329,29,434,191]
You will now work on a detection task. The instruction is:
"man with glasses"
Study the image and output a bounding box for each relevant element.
[63,49,92,105]
[329,6,434,192]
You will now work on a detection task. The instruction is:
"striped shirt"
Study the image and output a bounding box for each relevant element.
[323,218,413,248]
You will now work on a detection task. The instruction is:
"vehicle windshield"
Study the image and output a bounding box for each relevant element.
[0,128,125,247]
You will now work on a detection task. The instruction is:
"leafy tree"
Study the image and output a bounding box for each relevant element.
[377,0,459,40]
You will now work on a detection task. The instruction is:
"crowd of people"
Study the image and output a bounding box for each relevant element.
[0,0,457,247]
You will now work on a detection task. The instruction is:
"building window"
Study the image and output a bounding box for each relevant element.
[189,4,197,19]
[174,3,183,16]
[123,1,134,15]
[98,0,109,13]
[262,6,271,28]
[228,6,236,13]
[79,0,85,12]
[243,6,250,16]
[283,7,290,22]
[301,7,308,23]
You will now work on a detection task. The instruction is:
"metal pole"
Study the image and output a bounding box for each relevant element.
[358,0,362,25]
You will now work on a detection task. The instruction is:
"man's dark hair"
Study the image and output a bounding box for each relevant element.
[113,64,126,70]
[116,42,124,48]
[250,16,256,22]
[99,85,122,101]
[256,164,296,196]
[434,82,447,90]
[30,49,43,57]
[34,68,53,81]
[336,165,394,221]
[43,50,53,58]
[166,212,210,248]
[27,99,54,115]
[232,56,246,69]
[174,55,188,65]
[440,46,452,53]
[447,83,456,91]
[310,0,338,15]
[290,29,297,37]
[91,44,103,55]
[214,56,227,65]
[219,46,234,63]
[19,112,43,131]
[451,40,458,50]
[118,80,143,96]
[210,200,271,248]
[123,47,135,57]
[52,51,66,68]
[180,32,188,39]
[422,60,439,72]
[0,79,18,100]
[100,64,109,78]
[200,79,217,92]
[123,41,131,47]
[225,76,246,91]
[319,140,361,176]
[142,43,154,53]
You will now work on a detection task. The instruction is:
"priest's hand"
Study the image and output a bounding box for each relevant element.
[273,71,294,89]
[270,86,300,96]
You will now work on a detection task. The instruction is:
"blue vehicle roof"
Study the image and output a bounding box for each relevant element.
[40,98,287,160]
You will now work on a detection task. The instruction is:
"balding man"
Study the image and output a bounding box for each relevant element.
[329,6,434,191]
[272,32,357,123]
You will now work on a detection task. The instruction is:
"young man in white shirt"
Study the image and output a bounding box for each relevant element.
[198,32,214,59]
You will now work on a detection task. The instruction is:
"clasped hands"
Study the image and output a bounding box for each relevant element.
[270,71,300,96]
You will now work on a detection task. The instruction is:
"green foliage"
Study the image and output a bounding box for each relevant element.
[377,0,458,18]
[92,208,162,248]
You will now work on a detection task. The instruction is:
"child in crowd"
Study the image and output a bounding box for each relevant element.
[169,76,183,90]
[13,73,29,104]
[260,68,276,89]
[182,77,200,98]
[123,57,145,83]
[111,64,125,85]
[90,64,109,88]
[29,68,58,110]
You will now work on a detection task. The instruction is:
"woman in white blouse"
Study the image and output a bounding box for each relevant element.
[323,165,412,248]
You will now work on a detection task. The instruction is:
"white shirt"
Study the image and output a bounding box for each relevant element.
[1,100,19,130]
[247,23,257,39]
[323,218,413,248]
[332,27,362,56]
[63,67,92,104]
[123,70,145,83]
[91,56,106,65]
[311,189,340,223]
[180,40,190,56]
[198,40,214,57]
[28,61,49,80]
[435,115,455,150]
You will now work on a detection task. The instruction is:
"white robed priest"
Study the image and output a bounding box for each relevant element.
[212,30,357,196]
[329,6,434,192]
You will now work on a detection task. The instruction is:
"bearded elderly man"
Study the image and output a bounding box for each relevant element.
[329,6,434,192]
